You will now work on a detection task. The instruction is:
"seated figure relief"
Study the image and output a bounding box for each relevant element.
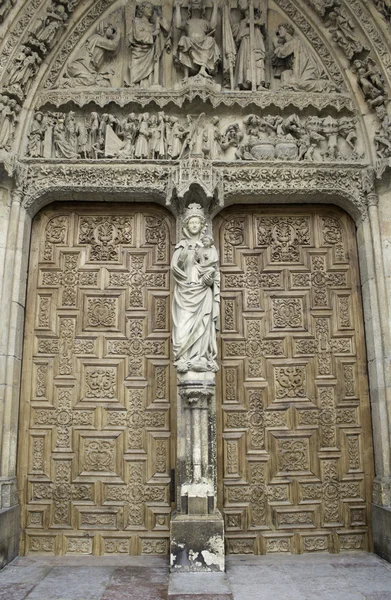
[174,0,221,82]
[53,0,337,94]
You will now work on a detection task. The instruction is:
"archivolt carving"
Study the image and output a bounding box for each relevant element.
[16,161,371,220]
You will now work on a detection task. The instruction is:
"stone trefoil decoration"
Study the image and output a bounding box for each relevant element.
[170,203,224,573]
[27,109,362,163]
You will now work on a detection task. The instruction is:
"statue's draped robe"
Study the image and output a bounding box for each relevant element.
[129,16,170,87]
[232,18,265,88]
[177,18,221,73]
[273,36,332,92]
[65,31,120,87]
[172,239,219,370]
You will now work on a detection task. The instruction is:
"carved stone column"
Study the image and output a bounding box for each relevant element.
[169,203,224,572]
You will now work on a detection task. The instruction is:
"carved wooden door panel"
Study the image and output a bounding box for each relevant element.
[19,204,174,556]
[216,206,373,555]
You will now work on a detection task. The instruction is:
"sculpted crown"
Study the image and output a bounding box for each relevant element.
[184,203,205,221]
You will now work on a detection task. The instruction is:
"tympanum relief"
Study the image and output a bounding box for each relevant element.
[48,0,339,93]
[26,108,363,162]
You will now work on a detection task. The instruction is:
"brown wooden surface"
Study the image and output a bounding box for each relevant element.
[18,204,175,556]
[215,205,374,555]
[18,203,374,556]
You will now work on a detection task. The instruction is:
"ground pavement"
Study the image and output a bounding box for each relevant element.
[0,551,391,599]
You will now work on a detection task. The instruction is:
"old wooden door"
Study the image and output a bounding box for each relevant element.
[215,206,373,555]
[18,204,174,556]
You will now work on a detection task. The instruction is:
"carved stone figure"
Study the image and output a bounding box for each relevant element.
[0,97,19,151]
[30,3,69,53]
[170,117,186,158]
[127,2,171,88]
[62,23,120,88]
[175,0,221,82]
[53,117,78,159]
[325,6,366,60]
[374,107,391,159]
[26,108,361,163]
[202,116,222,159]
[179,113,205,157]
[306,0,334,18]
[27,111,45,157]
[374,0,391,22]
[134,113,150,158]
[231,0,266,91]
[8,46,42,95]
[352,58,385,110]
[118,113,138,158]
[171,203,220,373]
[272,23,335,93]
[0,0,16,23]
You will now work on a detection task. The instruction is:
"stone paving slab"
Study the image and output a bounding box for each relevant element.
[168,573,232,597]
[0,552,390,599]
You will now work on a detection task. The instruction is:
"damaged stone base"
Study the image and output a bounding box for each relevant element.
[170,511,225,573]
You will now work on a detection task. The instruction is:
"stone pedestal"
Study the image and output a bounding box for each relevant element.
[170,511,224,572]
[170,371,225,572]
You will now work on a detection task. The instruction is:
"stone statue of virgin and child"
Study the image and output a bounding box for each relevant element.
[171,203,220,374]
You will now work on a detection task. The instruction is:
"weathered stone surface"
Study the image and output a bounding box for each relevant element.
[0,506,20,570]
[168,572,232,596]
[372,505,391,564]
[170,512,225,573]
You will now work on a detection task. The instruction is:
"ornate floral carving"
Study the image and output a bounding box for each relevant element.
[87,298,116,328]
[43,215,67,261]
[145,216,168,262]
[42,253,98,306]
[67,538,92,554]
[225,254,281,309]
[104,539,129,554]
[275,366,306,399]
[226,320,284,378]
[273,298,303,328]
[35,364,47,397]
[257,216,311,262]
[84,439,115,472]
[108,317,165,378]
[344,364,355,396]
[38,296,50,328]
[278,439,308,471]
[303,536,328,552]
[29,536,55,553]
[32,437,44,471]
[85,368,116,399]
[106,389,166,451]
[34,388,93,450]
[109,255,167,309]
[106,463,167,528]
[79,216,133,262]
